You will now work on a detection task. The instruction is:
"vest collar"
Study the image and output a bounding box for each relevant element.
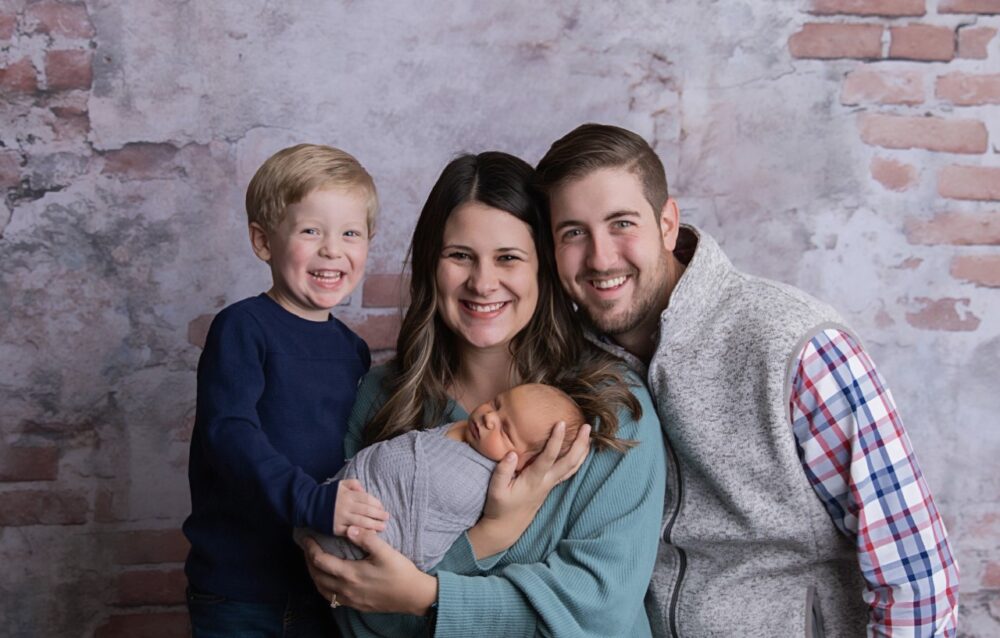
[658,225,733,343]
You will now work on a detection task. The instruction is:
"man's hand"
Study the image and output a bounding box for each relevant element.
[303,531,437,616]
[468,421,591,558]
[333,479,389,536]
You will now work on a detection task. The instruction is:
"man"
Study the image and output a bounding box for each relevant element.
[534,124,959,637]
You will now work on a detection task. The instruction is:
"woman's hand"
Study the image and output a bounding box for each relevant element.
[334,479,389,536]
[467,421,591,558]
[303,531,437,615]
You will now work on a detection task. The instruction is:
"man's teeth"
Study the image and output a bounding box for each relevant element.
[466,301,505,312]
[310,271,342,280]
[593,276,627,289]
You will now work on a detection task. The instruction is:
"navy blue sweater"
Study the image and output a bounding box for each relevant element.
[183,294,370,602]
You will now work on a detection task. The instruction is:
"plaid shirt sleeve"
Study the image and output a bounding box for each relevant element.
[789,328,959,637]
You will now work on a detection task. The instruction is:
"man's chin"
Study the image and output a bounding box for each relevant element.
[580,307,638,337]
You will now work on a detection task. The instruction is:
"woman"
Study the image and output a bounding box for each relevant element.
[304,152,666,637]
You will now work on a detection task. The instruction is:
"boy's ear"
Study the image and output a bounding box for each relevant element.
[249,222,272,263]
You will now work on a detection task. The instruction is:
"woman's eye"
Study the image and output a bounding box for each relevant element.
[448,252,471,261]
[497,254,521,263]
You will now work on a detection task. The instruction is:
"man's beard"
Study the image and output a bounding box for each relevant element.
[579,273,665,337]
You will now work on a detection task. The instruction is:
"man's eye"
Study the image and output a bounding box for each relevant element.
[612,220,635,229]
[561,228,585,241]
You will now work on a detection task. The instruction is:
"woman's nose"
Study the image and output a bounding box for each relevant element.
[467,262,499,295]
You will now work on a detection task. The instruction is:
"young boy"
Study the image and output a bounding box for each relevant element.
[183,144,388,636]
[297,383,599,572]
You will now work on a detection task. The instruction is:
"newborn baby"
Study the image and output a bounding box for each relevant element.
[295,383,584,571]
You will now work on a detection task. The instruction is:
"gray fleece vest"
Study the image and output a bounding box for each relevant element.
[593,226,867,638]
[295,424,494,572]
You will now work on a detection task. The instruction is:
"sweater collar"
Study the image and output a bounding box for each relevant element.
[583,224,733,371]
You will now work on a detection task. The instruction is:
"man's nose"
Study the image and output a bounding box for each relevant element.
[586,233,617,272]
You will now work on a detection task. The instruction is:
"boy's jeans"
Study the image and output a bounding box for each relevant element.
[187,586,340,638]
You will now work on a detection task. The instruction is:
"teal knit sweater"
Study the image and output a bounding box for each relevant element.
[335,365,666,638]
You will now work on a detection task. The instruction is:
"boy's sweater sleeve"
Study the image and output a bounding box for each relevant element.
[434,389,667,638]
[197,309,336,535]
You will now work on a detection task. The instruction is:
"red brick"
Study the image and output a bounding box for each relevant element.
[858,114,987,154]
[113,529,189,565]
[362,274,410,308]
[905,212,1000,245]
[951,255,1000,287]
[871,157,918,191]
[939,165,1000,200]
[889,24,955,61]
[0,13,16,40]
[905,297,981,331]
[102,142,180,179]
[187,313,214,349]
[347,313,401,350]
[49,105,90,140]
[811,0,925,16]
[788,23,884,59]
[44,49,92,91]
[116,568,187,606]
[841,68,923,105]
[0,57,38,94]
[0,446,59,481]
[958,26,997,58]
[0,151,21,188]
[940,0,1000,13]
[0,489,88,525]
[936,73,1000,106]
[25,2,95,38]
[984,561,1000,588]
[95,612,190,638]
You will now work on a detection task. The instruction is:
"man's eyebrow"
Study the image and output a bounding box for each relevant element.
[553,209,641,232]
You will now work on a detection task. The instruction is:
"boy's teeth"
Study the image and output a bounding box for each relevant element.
[593,276,627,289]
[311,271,342,280]
[467,302,505,312]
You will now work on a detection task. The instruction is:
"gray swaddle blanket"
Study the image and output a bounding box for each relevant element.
[294,423,495,571]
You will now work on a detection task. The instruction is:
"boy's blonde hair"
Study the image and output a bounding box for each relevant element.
[246,143,378,234]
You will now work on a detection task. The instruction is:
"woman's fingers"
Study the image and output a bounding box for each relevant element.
[487,451,518,494]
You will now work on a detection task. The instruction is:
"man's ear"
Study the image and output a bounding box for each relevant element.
[249,222,272,263]
[659,198,681,252]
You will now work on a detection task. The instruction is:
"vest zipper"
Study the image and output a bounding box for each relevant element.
[662,437,686,638]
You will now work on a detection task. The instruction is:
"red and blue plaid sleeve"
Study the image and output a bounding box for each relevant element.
[790,328,959,636]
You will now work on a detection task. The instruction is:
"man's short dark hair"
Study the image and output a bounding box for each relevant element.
[535,123,669,216]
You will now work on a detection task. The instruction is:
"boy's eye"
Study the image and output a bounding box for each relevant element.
[302,228,319,235]
[344,230,363,238]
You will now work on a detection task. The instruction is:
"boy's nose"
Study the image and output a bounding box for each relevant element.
[319,239,343,259]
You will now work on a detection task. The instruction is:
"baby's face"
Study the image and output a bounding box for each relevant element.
[465,386,551,471]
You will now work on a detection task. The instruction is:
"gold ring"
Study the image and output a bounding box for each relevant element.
[330,593,340,609]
